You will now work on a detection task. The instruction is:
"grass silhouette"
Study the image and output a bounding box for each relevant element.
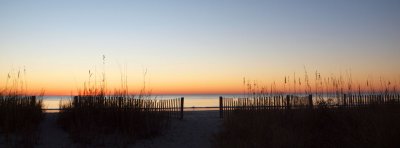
[214,102,400,148]
[215,74,400,148]
[57,58,174,146]
[0,69,44,147]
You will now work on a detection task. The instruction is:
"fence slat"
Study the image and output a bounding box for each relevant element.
[220,96,223,118]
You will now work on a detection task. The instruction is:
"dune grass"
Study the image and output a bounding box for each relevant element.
[0,95,44,147]
[0,70,44,147]
[213,102,400,148]
[215,74,400,148]
[57,93,172,145]
[57,61,174,146]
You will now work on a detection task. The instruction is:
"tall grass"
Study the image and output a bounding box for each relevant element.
[58,94,171,145]
[214,103,400,148]
[215,72,400,147]
[0,69,44,147]
[57,58,172,145]
[242,68,400,105]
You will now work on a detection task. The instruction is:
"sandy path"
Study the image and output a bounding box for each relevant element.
[36,113,75,148]
[134,111,222,148]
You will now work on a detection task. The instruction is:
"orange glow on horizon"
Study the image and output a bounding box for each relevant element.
[1,65,399,96]
[6,81,398,96]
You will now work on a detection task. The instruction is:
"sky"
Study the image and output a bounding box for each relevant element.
[1,0,400,95]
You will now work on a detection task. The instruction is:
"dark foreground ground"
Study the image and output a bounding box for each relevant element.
[214,104,400,148]
[33,111,221,148]
[4,105,400,148]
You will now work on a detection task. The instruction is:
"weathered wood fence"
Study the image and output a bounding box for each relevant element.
[220,94,400,118]
[0,95,38,104]
[59,96,185,120]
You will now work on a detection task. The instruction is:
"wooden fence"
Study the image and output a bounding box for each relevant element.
[0,96,37,106]
[219,94,400,118]
[57,96,185,120]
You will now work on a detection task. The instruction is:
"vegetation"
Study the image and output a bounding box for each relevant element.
[57,57,174,146]
[58,95,172,146]
[214,70,400,148]
[0,69,44,147]
[214,102,400,148]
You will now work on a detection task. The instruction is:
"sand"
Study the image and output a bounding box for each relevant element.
[36,113,76,148]
[33,110,221,148]
[135,111,221,148]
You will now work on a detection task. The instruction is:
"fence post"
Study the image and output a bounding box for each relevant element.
[73,96,78,107]
[397,94,400,103]
[118,96,122,108]
[343,94,347,107]
[219,96,223,118]
[30,96,36,106]
[180,97,184,120]
[308,94,313,109]
[286,95,291,110]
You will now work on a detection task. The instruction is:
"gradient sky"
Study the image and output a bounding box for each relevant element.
[1,0,400,95]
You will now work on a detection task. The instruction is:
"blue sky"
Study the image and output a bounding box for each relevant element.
[1,0,399,94]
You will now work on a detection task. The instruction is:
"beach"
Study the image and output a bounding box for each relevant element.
[35,110,221,148]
